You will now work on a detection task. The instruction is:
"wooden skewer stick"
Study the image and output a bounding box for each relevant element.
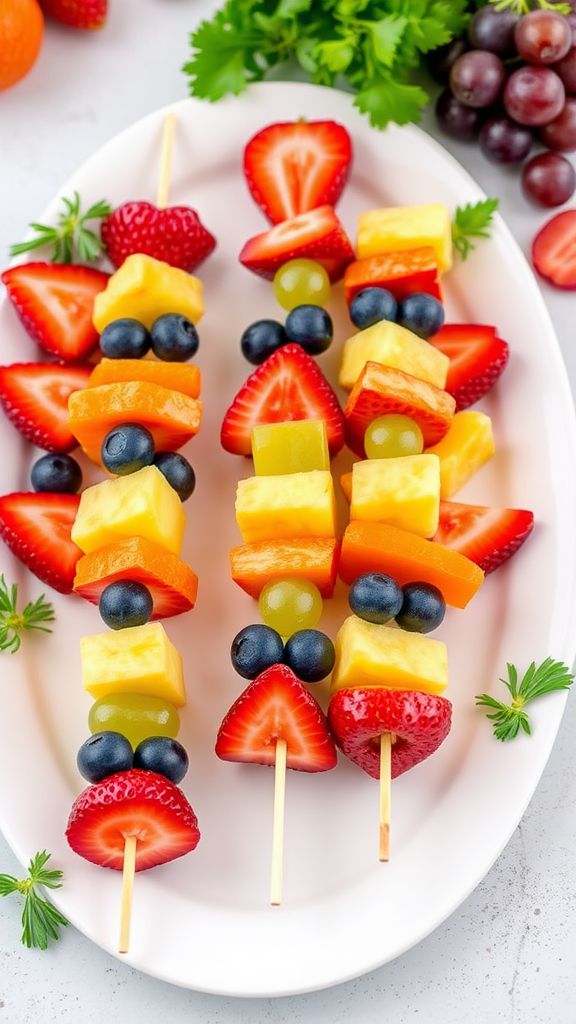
[270,738,287,906]
[118,835,137,954]
[379,733,392,863]
[156,112,177,209]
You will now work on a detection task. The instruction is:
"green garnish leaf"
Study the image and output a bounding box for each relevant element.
[10,192,112,265]
[489,0,570,15]
[0,851,68,950]
[0,575,55,654]
[476,658,574,741]
[452,198,499,261]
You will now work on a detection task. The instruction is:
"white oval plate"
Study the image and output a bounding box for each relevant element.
[1,83,575,997]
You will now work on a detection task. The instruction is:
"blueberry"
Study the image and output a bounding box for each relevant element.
[133,736,189,784]
[396,583,446,634]
[150,314,199,361]
[77,731,133,783]
[397,293,445,340]
[283,629,335,683]
[284,305,333,355]
[31,453,82,494]
[100,318,150,359]
[241,320,287,365]
[101,423,155,475]
[153,452,195,501]
[349,573,404,625]
[231,624,284,680]
[99,580,154,630]
[349,288,398,329]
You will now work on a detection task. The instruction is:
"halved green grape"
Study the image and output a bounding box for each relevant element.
[88,692,180,750]
[273,259,330,311]
[258,578,323,637]
[364,414,424,459]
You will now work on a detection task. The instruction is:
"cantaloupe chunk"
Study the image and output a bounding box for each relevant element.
[351,455,440,538]
[331,615,448,696]
[235,471,336,544]
[339,321,449,391]
[88,359,201,399]
[80,622,186,707]
[230,537,339,598]
[426,411,495,498]
[357,204,453,271]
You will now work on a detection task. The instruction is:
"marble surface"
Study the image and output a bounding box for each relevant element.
[1,1,575,1021]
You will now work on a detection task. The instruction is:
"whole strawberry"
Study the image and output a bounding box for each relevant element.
[40,0,107,29]
[102,201,217,273]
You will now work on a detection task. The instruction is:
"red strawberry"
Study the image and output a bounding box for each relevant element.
[215,664,337,773]
[328,688,452,780]
[239,206,354,282]
[39,0,107,30]
[0,363,90,453]
[429,324,509,411]
[101,202,216,272]
[66,770,200,871]
[244,120,352,224]
[434,500,534,574]
[0,492,81,594]
[2,263,108,362]
[532,210,576,289]
[221,343,345,457]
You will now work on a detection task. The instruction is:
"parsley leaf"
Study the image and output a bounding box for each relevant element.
[0,851,68,951]
[476,658,574,741]
[355,78,429,128]
[452,198,499,260]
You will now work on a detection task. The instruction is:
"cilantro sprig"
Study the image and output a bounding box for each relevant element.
[0,851,68,950]
[10,192,112,265]
[452,198,499,261]
[0,576,55,654]
[476,658,574,741]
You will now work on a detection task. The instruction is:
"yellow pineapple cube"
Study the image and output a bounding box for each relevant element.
[426,411,495,498]
[357,203,453,272]
[71,465,185,556]
[351,455,440,538]
[339,321,449,391]
[93,254,204,332]
[251,420,329,475]
[331,616,448,697]
[81,623,186,707]
[235,470,336,544]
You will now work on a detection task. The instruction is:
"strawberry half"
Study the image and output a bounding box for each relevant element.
[216,664,337,772]
[0,492,81,594]
[2,263,108,362]
[429,324,509,411]
[239,205,354,282]
[40,0,107,29]
[532,210,576,290]
[244,120,352,224]
[0,363,90,453]
[328,688,452,780]
[101,202,216,273]
[66,769,200,871]
[221,343,345,457]
[435,500,534,574]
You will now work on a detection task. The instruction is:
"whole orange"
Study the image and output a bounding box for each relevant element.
[0,0,44,91]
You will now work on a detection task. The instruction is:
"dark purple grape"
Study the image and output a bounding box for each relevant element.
[479,115,534,163]
[540,97,576,150]
[504,66,565,125]
[522,151,575,206]
[427,37,468,84]
[435,89,482,140]
[553,46,576,94]
[515,10,572,65]
[468,7,518,57]
[450,50,506,109]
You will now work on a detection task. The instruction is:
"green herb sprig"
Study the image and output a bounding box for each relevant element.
[0,851,68,950]
[476,658,574,741]
[0,576,55,654]
[452,198,499,261]
[10,192,112,265]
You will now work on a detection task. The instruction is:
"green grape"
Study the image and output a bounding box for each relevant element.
[273,259,330,311]
[88,692,180,749]
[259,578,323,637]
[364,415,424,459]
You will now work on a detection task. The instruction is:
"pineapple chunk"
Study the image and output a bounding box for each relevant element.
[339,321,449,391]
[93,254,204,332]
[81,622,186,706]
[251,420,329,475]
[351,455,440,538]
[357,204,453,272]
[426,411,495,498]
[236,470,336,544]
[331,615,448,697]
[71,465,185,556]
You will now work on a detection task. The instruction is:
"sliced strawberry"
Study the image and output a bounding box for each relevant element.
[239,206,354,282]
[0,492,81,593]
[0,363,90,453]
[434,500,534,574]
[243,120,352,224]
[2,263,109,362]
[532,210,576,289]
[429,324,509,411]
[328,688,452,780]
[66,769,200,871]
[215,664,337,773]
[221,344,345,457]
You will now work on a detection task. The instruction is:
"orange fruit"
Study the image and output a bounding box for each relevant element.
[0,0,44,91]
